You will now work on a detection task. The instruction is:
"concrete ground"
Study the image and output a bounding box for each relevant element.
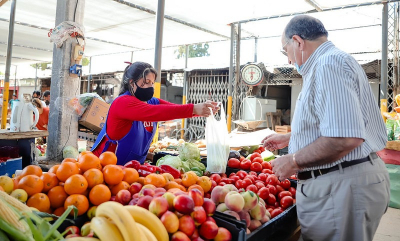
[373,207,400,241]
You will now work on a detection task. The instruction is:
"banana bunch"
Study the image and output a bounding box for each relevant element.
[89,202,169,241]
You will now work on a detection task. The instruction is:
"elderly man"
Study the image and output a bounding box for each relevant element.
[262,15,389,241]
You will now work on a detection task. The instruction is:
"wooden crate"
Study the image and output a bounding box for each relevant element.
[386,141,400,151]
[275,125,291,134]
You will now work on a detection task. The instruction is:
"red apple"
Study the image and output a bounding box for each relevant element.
[210,180,217,192]
[132,193,140,199]
[191,229,200,239]
[199,221,218,240]
[65,226,80,236]
[154,187,167,194]
[173,195,195,214]
[214,227,232,241]
[116,190,131,205]
[160,211,179,234]
[205,216,216,224]
[189,189,204,207]
[191,206,207,226]
[202,198,216,216]
[179,215,196,237]
[149,197,169,217]
[128,198,139,206]
[162,192,175,211]
[137,195,153,209]
[110,196,116,202]
[154,192,164,197]
[139,188,155,197]
[129,182,143,195]
[192,238,205,241]
[171,231,191,241]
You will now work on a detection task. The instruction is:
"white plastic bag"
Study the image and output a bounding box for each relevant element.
[206,104,230,173]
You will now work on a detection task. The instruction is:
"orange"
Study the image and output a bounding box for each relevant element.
[162,173,174,184]
[89,184,111,206]
[144,174,166,188]
[27,193,50,212]
[78,154,101,173]
[83,169,104,188]
[18,175,44,196]
[48,165,60,175]
[122,168,139,184]
[175,178,183,185]
[20,165,42,178]
[102,165,124,185]
[64,174,88,195]
[196,176,212,193]
[165,181,183,191]
[12,177,19,190]
[188,184,204,196]
[64,194,89,216]
[181,171,198,187]
[81,188,89,197]
[137,177,145,185]
[48,186,68,209]
[110,181,130,196]
[40,173,59,193]
[62,158,77,164]
[56,162,80,182]
[99,151,117,167]
[78,151,93,159]
[53,207,66,216]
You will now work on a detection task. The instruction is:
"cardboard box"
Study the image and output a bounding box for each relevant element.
[79,98,110,132]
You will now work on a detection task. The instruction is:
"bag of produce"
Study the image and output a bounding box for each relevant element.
[205,104,230,173]
[386,119,395,141]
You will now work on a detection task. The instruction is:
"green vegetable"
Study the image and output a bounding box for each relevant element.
[178,143,201,161]
[193,171,203,177]
[191,167,202,172]
[261,150,275,162]
[156,155,182,169]
[0,229,10,241]
[249,145,260,153]
[62,146,79,159]
[187,159,206,171]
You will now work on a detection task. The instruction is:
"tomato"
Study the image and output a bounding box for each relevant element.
[257,187,270,200]
[250,162,262,172]
[255,182,265,190]
[271,208,284,218]
[221,173,227,178]
[228,158,240,168]
[274,202,280,208]
[242,178,252,188]
[275,184,285,194]
[230,175,240,183]
[280,179,291,190]
[235,180,245,189]
[250,153,261,162]
[280,196,294,209]
[289,187,296,198]
[290,175,297,180]
[266,175,279,186]
[253,150,261,154]
[246,184,258,193]
[262,169,274,174]
[238,188,246,193]
[221,178,233,184]
[229,172,236,178]
[252,157,263,164]
[266,193,276,205]
[259,146,266,152]
[247,171,256,176]
[210,174,221,184]
[257,173,267,182]
[210,180,217,192]
[278,191,292,200]
[239,156,245,161]
[218,182,227,186]
[262,161,272,170]
[236,170,248,179]
[245,175,256,184]
[267,185,277,196]
[240,159,251,170]
[267,208,274,215]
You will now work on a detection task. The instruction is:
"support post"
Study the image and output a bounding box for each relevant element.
[381,2,388,112]
[1,0,16,129]
[181,45,189,139]
[47,0,85,162]
[227,24,235,132]
[254,37,258,63]
[35,63,38,91]
[87,56,92,93]
[13,65,17,95]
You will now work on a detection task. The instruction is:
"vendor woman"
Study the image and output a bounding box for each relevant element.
[92,61,218,165]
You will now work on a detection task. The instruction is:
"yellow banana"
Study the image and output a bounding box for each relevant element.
[137,223,156,241]
[124,205,169,241]
[64,238,100,241]
[96,202,140,241]
[90,217,124,241]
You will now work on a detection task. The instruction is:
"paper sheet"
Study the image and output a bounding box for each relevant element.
[228,128,276,147]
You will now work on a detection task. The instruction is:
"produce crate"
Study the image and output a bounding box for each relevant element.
[275,125,291,134]
[0,157,22,176]
[386,141,400,151]
[214,212,247,241]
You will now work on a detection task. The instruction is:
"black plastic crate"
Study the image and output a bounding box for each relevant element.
[214,212,247,241]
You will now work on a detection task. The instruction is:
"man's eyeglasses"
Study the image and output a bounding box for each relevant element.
[281,40,289,56]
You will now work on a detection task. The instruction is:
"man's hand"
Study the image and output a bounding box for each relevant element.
[193,101,219,117]
[271,154,298,181]
[262,133,290,151]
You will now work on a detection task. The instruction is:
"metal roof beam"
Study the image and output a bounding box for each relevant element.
[112,0,229,39]
[0,54,42,62]
[236,0,400,24]
[304,0,323,12]
[0,41,52,52]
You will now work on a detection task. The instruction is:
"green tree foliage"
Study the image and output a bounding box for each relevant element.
[175,43,210,59]
[82,57,90,66]
[30,62,51,71]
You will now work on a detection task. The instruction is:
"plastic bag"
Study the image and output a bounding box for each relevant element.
[49,21,85,48]
[205,104,230,173]
[66,93,104,117]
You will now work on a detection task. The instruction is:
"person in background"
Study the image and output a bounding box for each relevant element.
[43,90,50,106]
[32,90,46,107]
[262,15,389,241]
[31,98,49,131]
[8,94,19,111]
[91,61,218,165]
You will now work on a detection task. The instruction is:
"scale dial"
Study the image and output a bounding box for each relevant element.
[241,64,264,86]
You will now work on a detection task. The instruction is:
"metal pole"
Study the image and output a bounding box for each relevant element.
[1,0,16,129]
[227,24,235,132]
[181,45,189,139]
[35,63,37,91]
[234,23,241,120]
[381,2,389,114]
[153,0,165,99]
[130,51,134,63]
[13,65,16,95]
[254,37,258,63]
[87,56,92,93]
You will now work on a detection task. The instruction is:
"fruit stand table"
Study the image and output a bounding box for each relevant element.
[0,129,48,167]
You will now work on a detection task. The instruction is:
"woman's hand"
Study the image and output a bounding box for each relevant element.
[193,101,219,117]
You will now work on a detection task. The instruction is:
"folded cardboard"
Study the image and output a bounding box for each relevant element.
[79,98,110,132]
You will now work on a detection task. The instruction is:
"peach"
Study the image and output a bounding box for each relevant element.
[116,190,131,205]
[223,210,240,221]
[129,182,143,195]
[224,184,238,192]
[171,231,191,241]
[211,186,229,205]
[237,210,251,228]
[154,187,166,194]
[137,195,153,209]
[154,192,164,197]
[191,206,207,226]
[261,213,270,224]
[248,219,262,231]
[189,189,204,206]
[139,188,155,197]
[142,184,156,190]
[132,193,140,199]
[162,192,175,210]
[160,211,179,233]
[149,197,168,217]
[191,229,200,239]
[249,202,266,221]
[202,198,216,216]
[214,227,232,241]
[241,191,258,211]
[224,191,244,212]
[205,216,216,224]
[199,221,218,240]
[173,195,194,214]
[128,198,139,206]
[179,215,195,237]
[216,203,228,212]
[246,228,251,234]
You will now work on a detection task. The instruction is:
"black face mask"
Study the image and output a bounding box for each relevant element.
[132,82,154,101]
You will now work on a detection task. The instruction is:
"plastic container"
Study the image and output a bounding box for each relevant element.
[213,212,247,241]
[0,157,22,176]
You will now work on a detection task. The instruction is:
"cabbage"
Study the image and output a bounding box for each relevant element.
[156,155,183,170]
[261,150,275,162]
[63,146,79,159]
[178,143,200,161]
[187,159,206,171]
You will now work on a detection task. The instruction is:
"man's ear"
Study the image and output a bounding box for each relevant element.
[292,35,305,51]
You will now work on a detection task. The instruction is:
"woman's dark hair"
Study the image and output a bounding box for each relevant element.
[43,90,50,97]
[119,61,157,96]
[284,15,328,41]
[32,98,42,109]
[32,90,41,97]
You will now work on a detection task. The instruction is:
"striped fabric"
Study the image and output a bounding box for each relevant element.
[289,41,387,171]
